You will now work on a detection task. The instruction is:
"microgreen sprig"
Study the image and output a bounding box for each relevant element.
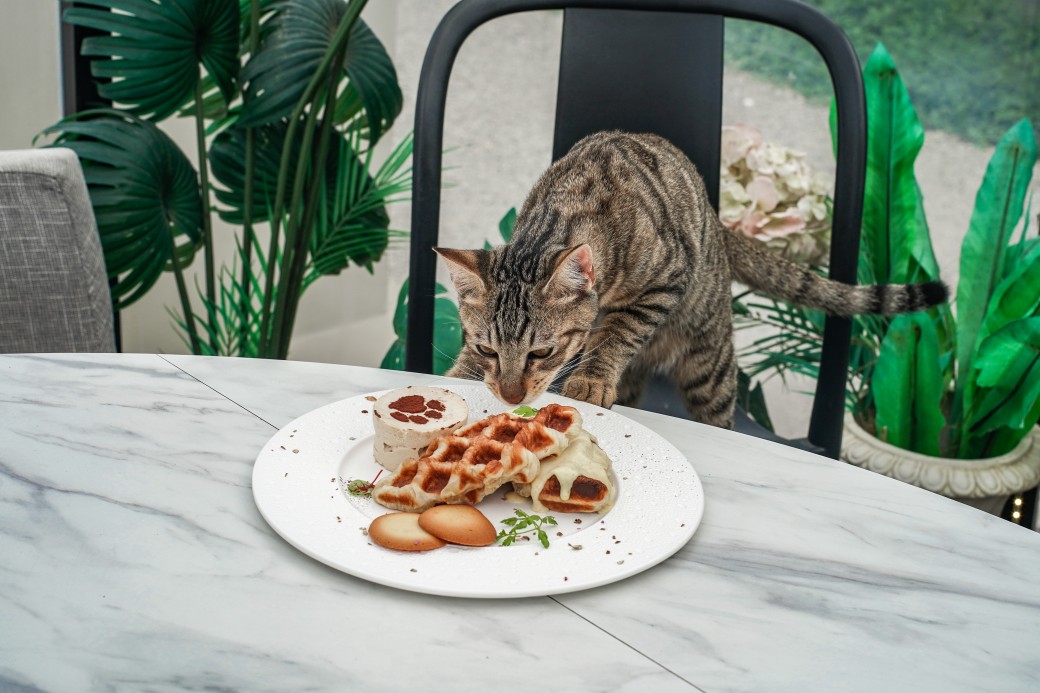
[346,470,383,497]
[497,509,558,548]
[512,405,539,417]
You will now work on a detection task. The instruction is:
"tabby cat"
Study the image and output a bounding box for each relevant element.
[436,131,947,428]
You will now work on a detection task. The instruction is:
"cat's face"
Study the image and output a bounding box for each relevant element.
[436,245,598,405]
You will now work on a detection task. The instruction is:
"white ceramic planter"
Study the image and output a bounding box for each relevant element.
[841,414,1040,515]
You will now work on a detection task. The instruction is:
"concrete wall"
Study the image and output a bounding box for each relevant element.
[0,2,62,152]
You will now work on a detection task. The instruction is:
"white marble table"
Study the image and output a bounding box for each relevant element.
[1,353,1038,692]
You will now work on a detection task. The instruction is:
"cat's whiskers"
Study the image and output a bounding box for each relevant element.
[554,337,610,380]
[434,345,485,381]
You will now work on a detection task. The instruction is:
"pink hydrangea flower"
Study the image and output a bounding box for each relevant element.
[719,124,833,266]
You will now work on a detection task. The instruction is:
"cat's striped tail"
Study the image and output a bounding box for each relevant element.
[722,228,948,317]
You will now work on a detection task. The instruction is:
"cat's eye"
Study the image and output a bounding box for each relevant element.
[475,344,497,358]
[529,347,554,359]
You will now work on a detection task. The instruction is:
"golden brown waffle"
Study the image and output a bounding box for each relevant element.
[372,404,584,512]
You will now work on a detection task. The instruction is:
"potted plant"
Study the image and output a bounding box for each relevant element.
[41,0,411,358]
[739,44,1040,514]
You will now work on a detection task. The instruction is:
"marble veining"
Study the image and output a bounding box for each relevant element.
[0,354,693,693]
[3,353,1039,692]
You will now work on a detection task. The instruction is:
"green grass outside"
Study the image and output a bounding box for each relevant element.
[724,0,1040,146]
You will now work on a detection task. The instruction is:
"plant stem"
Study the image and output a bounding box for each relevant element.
[267,90,326,357]
[240,0,262,354]
[194,76,217,352]
[258,0,368,357]
[170,241,201,354]
[275,58,342,358]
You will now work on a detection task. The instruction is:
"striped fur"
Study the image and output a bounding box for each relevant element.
[438,132,948,428]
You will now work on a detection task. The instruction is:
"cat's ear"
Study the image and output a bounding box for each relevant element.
[546,244,595,295]
[434,247,486,296]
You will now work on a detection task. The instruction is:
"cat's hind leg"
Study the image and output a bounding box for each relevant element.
[672,331,737,429]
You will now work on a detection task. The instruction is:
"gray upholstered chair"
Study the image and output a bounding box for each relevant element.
[0,148,115,353]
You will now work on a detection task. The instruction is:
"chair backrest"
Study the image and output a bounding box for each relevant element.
[0,148,115,353]
[405,0,866,459]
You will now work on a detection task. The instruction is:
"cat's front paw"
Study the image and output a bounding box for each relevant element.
[562,376,617,409]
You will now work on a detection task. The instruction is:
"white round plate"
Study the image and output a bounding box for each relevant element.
[252,383,704,598]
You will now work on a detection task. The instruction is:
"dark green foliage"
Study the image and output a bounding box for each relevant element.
[380,279,462,376]
[238,0,401,141]
[54,0,410,358]
[41,110,203,308]
[739,45,1040,459]
[67,0,241,122]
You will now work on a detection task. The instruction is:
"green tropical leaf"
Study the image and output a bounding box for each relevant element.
[973,318,1040,389]
[978,239,1040,345]
[967,318,1040,456]
[41,110,202,309]
[381,279,462,375]
[238,0,334,127]
[210,118,364,226]
[177,0,280,121]
[871,312,946,455]
[736,368,774,432]
[238,0,280,37]
[239,1,401,140]
[176,235,270,357]
[955,119,1038,384]
[210,119,307,225]
[309,132,412,274]
[64,0,240,122]
[1003,191,1035,275]
[830,44,940,288]
[335,17,402,142]
[178,73,238,123]
[212,124,411,272]
[1004,236,1040,275]
[499,207,517,243]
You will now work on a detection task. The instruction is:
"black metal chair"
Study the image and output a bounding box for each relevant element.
[405,0,866,459]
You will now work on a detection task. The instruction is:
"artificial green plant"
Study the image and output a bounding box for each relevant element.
[41,0,411,358]
[739,43,1040,459]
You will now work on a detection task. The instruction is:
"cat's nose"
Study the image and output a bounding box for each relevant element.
[501,388,526,405]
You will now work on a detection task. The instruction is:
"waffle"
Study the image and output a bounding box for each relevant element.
[372,403,584,512]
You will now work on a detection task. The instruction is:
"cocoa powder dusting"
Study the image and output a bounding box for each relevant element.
[389,395,426,413]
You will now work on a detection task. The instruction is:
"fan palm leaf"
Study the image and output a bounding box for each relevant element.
[209,118,386,230]
[238,0,401,141]
[42,110,203,308]
[64,0,240,122]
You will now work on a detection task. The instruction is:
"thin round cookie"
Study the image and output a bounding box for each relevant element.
[419,504,497,547]
[369,512,446,552]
